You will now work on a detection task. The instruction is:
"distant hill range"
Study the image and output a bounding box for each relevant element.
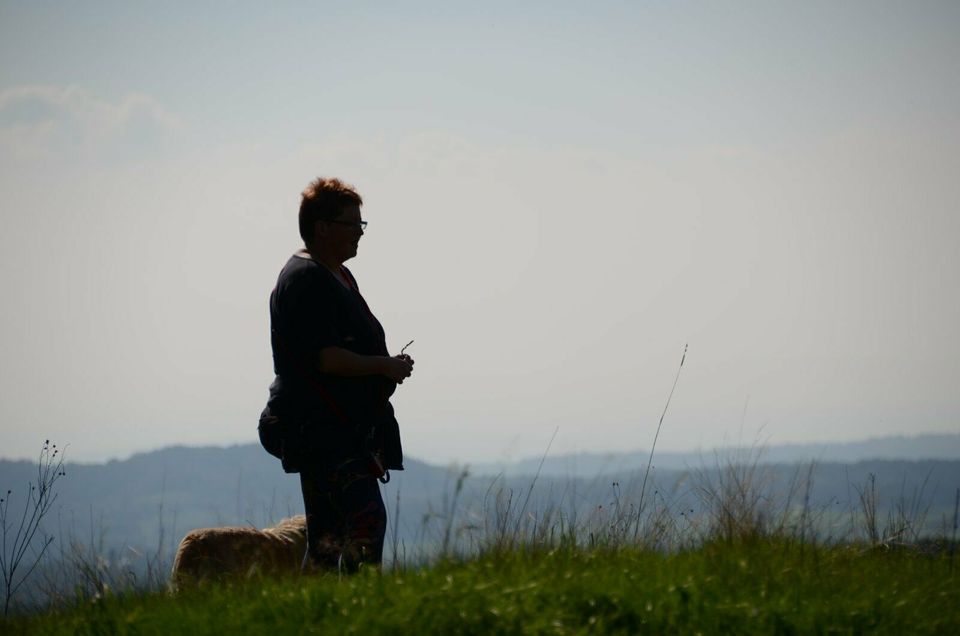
[468,433,960,477]
[0,433,958,564]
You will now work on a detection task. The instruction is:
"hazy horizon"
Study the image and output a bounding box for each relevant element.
[3,429,958,469]
[2,2,958,464]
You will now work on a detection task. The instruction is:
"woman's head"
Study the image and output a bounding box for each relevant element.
[299,177,366,262]
[299,177,363,242]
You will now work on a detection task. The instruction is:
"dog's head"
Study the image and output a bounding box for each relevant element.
[264,515,307,544]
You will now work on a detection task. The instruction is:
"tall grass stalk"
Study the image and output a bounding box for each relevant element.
[441,469,469,558]
[633,344,687,542]
[512,427,558,543]
[950,487,958,573]
[389,487,402,572]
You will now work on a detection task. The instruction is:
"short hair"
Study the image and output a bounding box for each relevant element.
[298,177,363,243]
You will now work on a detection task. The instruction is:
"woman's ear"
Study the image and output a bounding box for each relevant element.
[311,220,329,243]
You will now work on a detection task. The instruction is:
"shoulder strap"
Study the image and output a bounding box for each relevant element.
[338,265,386,348]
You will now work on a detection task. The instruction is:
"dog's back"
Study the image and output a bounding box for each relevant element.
[171,516,306,589]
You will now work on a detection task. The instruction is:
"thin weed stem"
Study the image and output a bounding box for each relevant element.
[512,427,558,543]
[634,344,687,542]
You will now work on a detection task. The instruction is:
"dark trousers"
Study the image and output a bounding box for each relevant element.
[299,461,386,573]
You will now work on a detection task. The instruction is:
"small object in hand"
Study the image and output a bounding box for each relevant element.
[400,340,414,356]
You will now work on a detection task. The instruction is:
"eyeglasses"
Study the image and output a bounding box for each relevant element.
[325,220,367,230]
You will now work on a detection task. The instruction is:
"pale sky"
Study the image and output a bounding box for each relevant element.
[1,1,958,464]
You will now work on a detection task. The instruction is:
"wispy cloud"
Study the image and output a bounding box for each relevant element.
[0,85,182,162]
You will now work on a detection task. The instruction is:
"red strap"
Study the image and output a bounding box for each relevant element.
[339,266,380,331]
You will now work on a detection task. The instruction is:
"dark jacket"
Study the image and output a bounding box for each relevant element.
[262,254,403,473]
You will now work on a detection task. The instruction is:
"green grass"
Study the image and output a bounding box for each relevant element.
[6,539,958,635]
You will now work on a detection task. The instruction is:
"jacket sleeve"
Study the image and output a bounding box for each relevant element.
[276,268,340,372]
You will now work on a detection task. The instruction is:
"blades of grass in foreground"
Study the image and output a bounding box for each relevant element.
[634,343,687,542]
[14,539,960,634]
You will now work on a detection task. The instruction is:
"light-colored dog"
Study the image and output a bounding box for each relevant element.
[170,515,307,589]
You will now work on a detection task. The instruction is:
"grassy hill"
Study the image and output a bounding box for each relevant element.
[2,440,958,618]
[5,539,958,634]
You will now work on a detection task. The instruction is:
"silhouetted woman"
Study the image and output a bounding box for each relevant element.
[260,177,413,571]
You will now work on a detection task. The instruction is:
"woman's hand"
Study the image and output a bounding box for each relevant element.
[318,347,414,382]
[383,354,414,383]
